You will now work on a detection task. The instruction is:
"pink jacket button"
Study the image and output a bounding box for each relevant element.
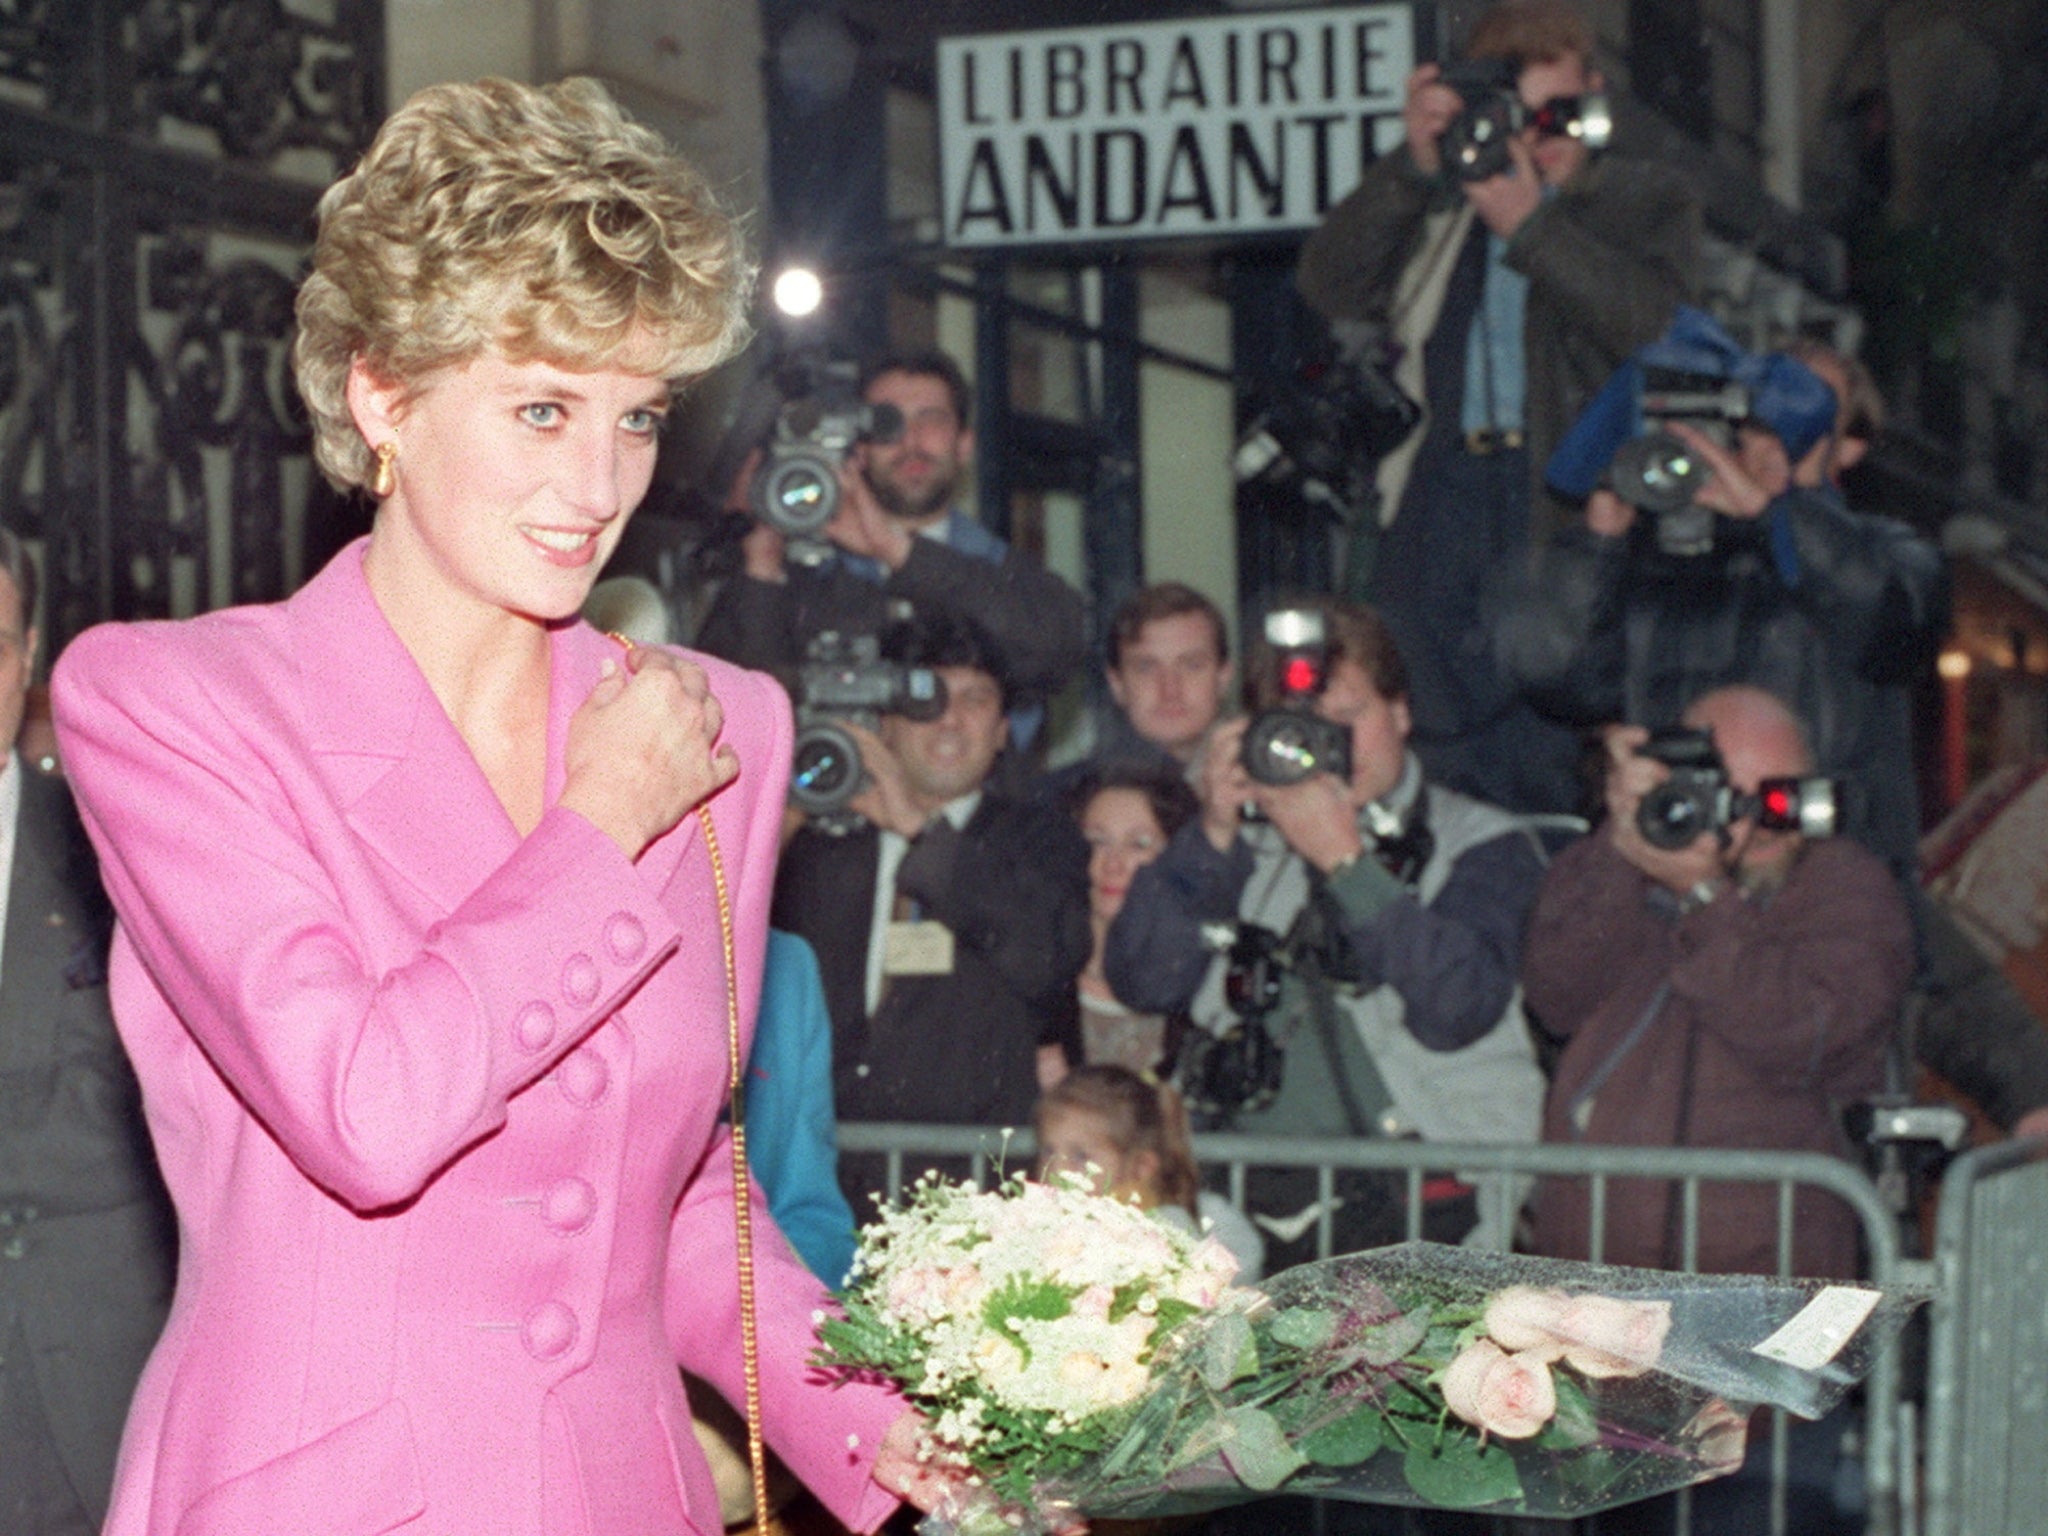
[556,1050,610,1106]
[604,913,647,963]
[513,1002,557,1052]
[542,1178,598,1234]
[522,1301,578,1360]
[560,953,601,1007]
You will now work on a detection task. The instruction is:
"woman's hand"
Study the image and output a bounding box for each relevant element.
[871,1409,1088,1534]
[561,646,739,860]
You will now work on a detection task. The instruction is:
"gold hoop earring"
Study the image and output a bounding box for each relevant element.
[370,441,397,499]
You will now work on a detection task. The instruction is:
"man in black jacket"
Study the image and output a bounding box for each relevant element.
[771,613,1091,1137]
[1296,0,1697,816]
[0,533,173,1533]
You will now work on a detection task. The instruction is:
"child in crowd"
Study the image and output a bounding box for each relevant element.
[1034,1065,1265,1282]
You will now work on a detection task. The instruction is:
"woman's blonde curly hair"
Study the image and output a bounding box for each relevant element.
[293,76,754,491]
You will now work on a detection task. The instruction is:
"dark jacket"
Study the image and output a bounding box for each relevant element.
[695,513,1087,713]
[1297,148,1701,545]
[1525,831,1912,1277]
[771,792,1091,1127]
[1494,489,1949,874]
[0,764,174,1523]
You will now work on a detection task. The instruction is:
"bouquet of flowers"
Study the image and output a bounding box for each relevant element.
[815,1174,1923,1534]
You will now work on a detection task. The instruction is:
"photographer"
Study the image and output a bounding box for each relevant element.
[1497,333,1947,880]
[1526,686,1913,1278]
[770,612,1090,1138]
[1295,0,1698,816]
[1525,686,1909,1536]
[1101,599,1546,1263]
[695,350,1086,753]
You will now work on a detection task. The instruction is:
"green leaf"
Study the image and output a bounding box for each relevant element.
[1358,1307,1431,1367]
[1299,1408,1386,1467]
[982,1274,1074,1330]
[1218,1406,1311,1491]
[1536,1373,1600,1450]
[1198,1310,1259,1391]
[1403,1432,1524,1510]
[1268,1306,1337,1350]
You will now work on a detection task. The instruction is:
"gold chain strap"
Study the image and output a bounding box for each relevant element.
[606,634,768,1524]
[698,802,769,1526]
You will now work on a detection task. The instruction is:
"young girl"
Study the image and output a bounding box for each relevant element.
[1034,1065,1265,1282]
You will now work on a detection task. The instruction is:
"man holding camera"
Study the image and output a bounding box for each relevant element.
[1527,685,1913,1278]
[770,612,1091,1136]
[1295,0,1698,817]
[696,350,1086,753]
[1103,599,1546,1264]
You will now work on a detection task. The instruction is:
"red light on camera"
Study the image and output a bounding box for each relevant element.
[1758,783,1794,821]
[1281,655,1322,695]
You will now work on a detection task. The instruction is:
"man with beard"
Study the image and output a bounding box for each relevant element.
[697,350,1086,752]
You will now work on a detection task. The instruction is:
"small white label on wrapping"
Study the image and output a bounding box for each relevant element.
[1752,1286,1883,1371]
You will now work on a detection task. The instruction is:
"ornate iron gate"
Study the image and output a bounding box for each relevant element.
[0,0,382,652]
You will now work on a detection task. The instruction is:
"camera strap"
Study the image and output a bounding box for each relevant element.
[1565,980,1671,1138]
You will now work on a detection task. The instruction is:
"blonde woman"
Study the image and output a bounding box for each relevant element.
[54,78,939,1536]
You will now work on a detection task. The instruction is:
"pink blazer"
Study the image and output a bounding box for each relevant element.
[51,542,902,1536]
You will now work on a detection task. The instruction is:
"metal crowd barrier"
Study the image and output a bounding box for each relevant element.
[836,1124,1910,1536]
[1916,1136,2048,1536]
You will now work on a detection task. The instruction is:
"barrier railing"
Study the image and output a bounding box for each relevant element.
[836,1124,1908,1536]
[1917,1136,2048,1536]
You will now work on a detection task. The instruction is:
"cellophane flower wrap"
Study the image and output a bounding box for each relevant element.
[815,1176,1924,1534]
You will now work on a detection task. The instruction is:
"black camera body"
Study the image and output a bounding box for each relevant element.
[1634,726,1842,850]
[750,361,903,555]
[1234,345,1421,519]
[789,630,946,826]
[1438,58,1612,182]
[1241,610,1352,788]
[1608,368,1754,558]
[1180,923,1289,1122]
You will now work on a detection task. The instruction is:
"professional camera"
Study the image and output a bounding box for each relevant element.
[1634,726,1842,850]
[1607,367,1753,557]
[1179,923,1289,1122]
[1438,58,1612,182]
[1234,343,1421,521]
[749,360,904,556]
[789,630,946,826]
[1241,609,1353,787]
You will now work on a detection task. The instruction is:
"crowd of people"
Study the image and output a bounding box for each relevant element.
[5,3,2046,1534]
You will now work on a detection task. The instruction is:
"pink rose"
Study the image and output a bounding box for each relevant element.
[1481,1288,1672,1380]
[1680,1397,1750,1472]
[1552,1295,1672,1379]
[1481,1286,1573,1361]
[1439,1339,1558,1440]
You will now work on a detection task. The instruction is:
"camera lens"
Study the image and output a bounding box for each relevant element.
[1637,782,1714,850]
[1243,715,1320,786]
[790,721,863,814]
[753,449,840,538]
[1610,430,1712,517]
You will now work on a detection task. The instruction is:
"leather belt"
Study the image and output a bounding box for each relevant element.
[1462,427,1526,455]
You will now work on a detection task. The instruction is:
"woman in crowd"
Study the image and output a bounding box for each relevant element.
[1070,764,1202,1075]
[1035,1065,1264,1282]
[52,77,938,1536]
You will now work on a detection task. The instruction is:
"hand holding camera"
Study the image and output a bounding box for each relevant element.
[1601,724,1728,895]
[1401,63,1462,177]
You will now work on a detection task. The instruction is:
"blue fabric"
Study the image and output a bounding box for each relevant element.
[1461,232,1530,436]
[1546,307,1837,497]
[748,930,858,1287]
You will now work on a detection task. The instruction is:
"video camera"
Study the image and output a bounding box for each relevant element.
[1233,341,1421,521]
[1634,726,1842,851]
[749,358,904,560]
[1548,308,1842,560]
[1438,57,1612,182]
[1606,369,1755,558]
[1240,609,1353,788]
[789,628,946,830]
